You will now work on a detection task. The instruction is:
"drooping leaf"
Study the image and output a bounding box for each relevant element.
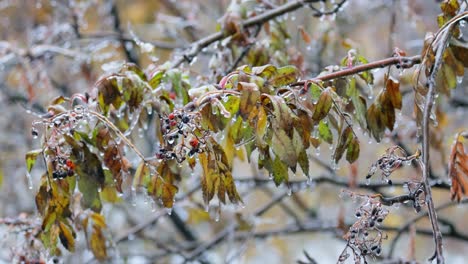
[318,120,333,144]
[448,133,468,202]
[58,221,75,252]
[346,137,360,163]
[25,149,42,173]
[238,82,260,119]
[334,126,353,163]
[271,129,297,169]
[272,156,289,186]
[312,87,333,122]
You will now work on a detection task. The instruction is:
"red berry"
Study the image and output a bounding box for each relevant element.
[189,138,199,148]
[170,120,177,127]
[169,92,176,100]
[168,113,175,120]
[66,159,75,169]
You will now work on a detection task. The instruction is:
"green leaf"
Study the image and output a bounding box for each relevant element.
[269,65,299,87]
[346,137,360,163]
[334,126,353,163]
[297,149,310,177]
[318,120,333,144]
[149,70,165,89]
[346,78,367,129]
[252,64,277,79]
[272,156,288,186]
[25,149,42,173]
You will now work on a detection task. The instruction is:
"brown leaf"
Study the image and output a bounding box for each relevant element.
[448,133,468,202]
[312,87,333,122]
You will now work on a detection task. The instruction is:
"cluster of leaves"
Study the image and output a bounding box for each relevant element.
[414,1,467,124]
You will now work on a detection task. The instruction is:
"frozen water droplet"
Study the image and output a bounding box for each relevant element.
[166,207,172,215]
[214,209,220,222]
[127,234,135,241]
[26,171,33,190]
[205,204,210,212]
[287,188,292,196]
[457,76,463,84]
[146,105,153,115]
[366,178,371,185]
[315,146,321,156]
[138,128,144,138]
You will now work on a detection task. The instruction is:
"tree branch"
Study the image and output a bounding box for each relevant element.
[292,55,421,86]
[420,27,451,264]
[170,0,324,68]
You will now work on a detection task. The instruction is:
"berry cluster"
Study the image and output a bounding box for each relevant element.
[155,110,207,162]
[51,156,76,180]
[32,105,88,138]
[340,198,388,262]
[366,146,420,185]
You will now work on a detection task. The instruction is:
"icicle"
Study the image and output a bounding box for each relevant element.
[26,171,33,190]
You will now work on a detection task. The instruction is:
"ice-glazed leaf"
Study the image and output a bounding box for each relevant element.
[223,95,241,116]
[224,170,242,204]
[161,182,178,208]
[58,221,75,252]
[269,65,299,87]
[298,148,310,177]
[256,106,268,143]
[366,103,384,142]
[35,179,49,215]
[199,152,215,205]
[252,64,277,79]
[385,75,402,109]
[149,70,165,89]
[263,94,295,130]
[69,142,104,212]
[165,69,191,105]
[448,133,468,202]
[25,149,42,173]
[50,95,68,105]
[90,224,107,260]
[312,87,333,121]
[334,126,353,163]
[96,76,123,115]
[318,120,333,144]
[346,137,360,163]
[272,156,289,186]
[451,45,468,67]
[346,78,367,129]
[133,162,150,188]
[271,129,297,169]
[238,82,260,119]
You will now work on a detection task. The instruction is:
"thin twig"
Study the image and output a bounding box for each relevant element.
[292,55,421,86]
[420,27,451,264]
